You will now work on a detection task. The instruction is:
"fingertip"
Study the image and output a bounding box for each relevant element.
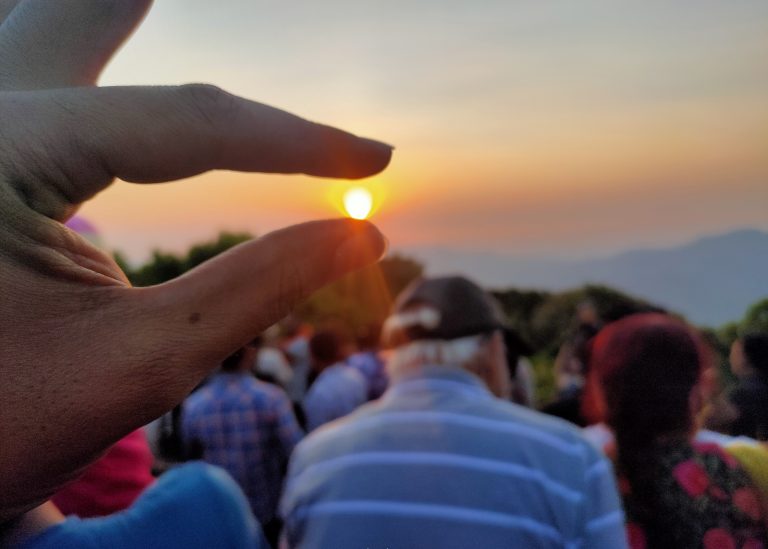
[348,138,394,179]
[332,219,388,275]
[304,124,394,179]
[353,218,388,257]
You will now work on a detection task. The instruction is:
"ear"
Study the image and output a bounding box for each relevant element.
[581,369,607,426]
[484,331,511,400]
[689,382,705,429]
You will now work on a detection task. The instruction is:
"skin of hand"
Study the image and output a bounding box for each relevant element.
[0,0,392,523]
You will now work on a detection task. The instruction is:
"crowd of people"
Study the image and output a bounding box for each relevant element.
[1,2,767,548]
[13,273,768,549]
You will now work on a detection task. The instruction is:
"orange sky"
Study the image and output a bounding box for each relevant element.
[80,0,768,262]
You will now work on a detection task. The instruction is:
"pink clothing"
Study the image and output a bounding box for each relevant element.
[52,429,154,517]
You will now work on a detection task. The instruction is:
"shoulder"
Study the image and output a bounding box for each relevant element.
[310,365,361,392]
[341,364,367,388]
[455,399,613,482]
[248,376,285,397]
[493,398,601,453]
[240,376,289,404]
[296,396,603,472]
[288,399,381,466]
[258,381,294,411]
[128,463,266,546]
[182,387,213,417]
[21,463,266,549]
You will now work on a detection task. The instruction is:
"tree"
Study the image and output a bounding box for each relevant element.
[378,254,424,298]
[491,288,549,350]
[123,231,253,287]
[112,250,133,279]
[467,282,670,360]
[183,232,252,271]
[741,298,768,334]
[115,233,424,340]
[130,251,185,287]
[296,253,424,336]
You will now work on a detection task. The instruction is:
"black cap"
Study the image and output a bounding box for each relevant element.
[383,275,507,347]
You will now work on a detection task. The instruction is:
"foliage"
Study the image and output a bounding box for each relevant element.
[741,298,768,334]
[129,251,185,287]
[529,352,557,406]
[112,250,132,277]
[491,288,548,351]
[184,232,253,271]
[377,254,425,298]
[495,284,664,357]
[704,298,768,374]
[113,230,768,405]
[116,233,424,341]
[295,254,424,338]
[120,231,253,287]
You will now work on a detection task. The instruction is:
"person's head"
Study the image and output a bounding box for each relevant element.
[577,299,600,327]
[356,323,383,352]
[731,333,768,378]
[587,315,713,548]
[248,334,265,349]
[309,330,344,373]
[381,276,510,398]
[587,313,708,443]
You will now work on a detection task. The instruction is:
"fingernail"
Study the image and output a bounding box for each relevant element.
[332,222,387,275]
[360,137,395,151]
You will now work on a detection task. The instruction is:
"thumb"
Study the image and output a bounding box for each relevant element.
[137,218,385,378]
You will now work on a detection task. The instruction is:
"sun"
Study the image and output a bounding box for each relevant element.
[343,187,374,220]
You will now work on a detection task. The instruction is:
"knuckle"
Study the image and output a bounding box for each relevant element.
[180,83,239,126]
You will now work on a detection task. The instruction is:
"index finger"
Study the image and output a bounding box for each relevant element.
[4,85,393,220]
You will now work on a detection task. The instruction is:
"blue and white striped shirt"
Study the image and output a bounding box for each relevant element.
[281,366,627,548]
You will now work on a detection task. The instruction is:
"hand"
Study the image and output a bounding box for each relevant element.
[0,0,391,522]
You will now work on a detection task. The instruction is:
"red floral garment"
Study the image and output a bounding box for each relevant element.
[609,441,767,549]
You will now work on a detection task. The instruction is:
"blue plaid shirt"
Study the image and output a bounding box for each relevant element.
[182,373,303,525]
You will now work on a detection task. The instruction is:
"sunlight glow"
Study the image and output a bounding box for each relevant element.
[343,187,374,220]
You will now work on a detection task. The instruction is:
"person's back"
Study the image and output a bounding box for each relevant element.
[615,440,766,549]
[588,314,768,548]
[51,429,154,518]
[283,366,624,548]
[19,463,266,549]
[182,358,303,534]
[302,330,368,431]
[281,276,626,548]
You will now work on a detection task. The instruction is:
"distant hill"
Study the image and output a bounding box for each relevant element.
[401,229,768,327]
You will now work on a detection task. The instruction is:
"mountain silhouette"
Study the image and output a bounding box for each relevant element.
[403,229,768,327]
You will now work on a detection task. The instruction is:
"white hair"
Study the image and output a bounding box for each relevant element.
[386,335,488,380]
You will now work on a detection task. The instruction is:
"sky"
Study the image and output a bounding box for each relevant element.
[83,0,768,263]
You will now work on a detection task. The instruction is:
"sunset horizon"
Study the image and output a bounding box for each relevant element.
[78,0,766,262]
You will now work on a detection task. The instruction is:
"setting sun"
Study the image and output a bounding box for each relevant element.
[343,187,374,220]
